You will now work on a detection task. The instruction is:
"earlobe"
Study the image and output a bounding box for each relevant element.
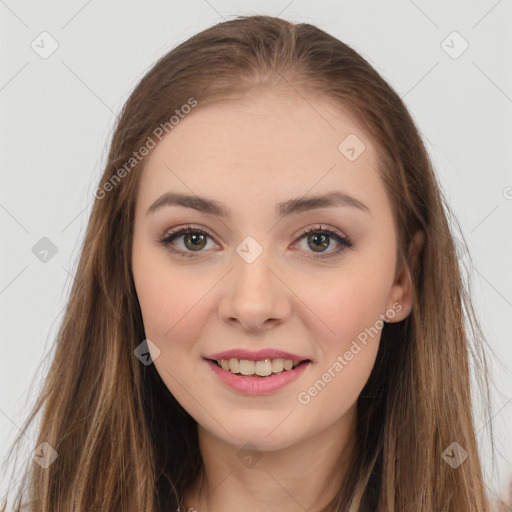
[386,230,426,323]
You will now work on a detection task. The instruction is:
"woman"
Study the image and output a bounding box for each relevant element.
[1,14,494,512]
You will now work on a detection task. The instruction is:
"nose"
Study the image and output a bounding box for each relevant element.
[218,248,292,332]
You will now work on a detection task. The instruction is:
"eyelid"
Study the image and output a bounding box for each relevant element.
[160,224,218,243]
[293,223,348,241]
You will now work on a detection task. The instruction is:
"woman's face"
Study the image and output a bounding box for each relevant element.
[131,89,413,450]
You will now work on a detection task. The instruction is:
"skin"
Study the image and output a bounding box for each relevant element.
[131,87,424,512]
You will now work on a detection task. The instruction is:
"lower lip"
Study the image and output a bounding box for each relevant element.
[205,359,311,395]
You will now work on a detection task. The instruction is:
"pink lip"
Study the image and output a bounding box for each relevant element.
[204,349,311,362]
[205,359,311,395]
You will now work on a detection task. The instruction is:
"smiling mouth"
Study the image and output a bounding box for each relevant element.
[207,358,311,378]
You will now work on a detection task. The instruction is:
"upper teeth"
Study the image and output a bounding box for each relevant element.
[216,358,303,376]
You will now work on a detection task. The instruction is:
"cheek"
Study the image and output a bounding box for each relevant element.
[294,340,380,441]
[294,275,385,424]
[296,265,390,354]
[132,243,211,347]
[132,256,214,403]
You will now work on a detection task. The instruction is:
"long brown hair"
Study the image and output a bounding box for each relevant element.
[1,14,494,511]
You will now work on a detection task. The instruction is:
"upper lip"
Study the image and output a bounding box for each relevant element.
[204,349,312,362]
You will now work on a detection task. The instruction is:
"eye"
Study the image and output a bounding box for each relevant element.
[158,225,220,258]
[292,225,354,260]
[158,224,354,259]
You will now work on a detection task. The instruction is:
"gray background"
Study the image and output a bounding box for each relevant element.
[1,0,511,505]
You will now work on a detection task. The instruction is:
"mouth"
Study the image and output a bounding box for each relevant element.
[205,357,311,378]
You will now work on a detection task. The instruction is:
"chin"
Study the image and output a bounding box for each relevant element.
[206,419,305,451]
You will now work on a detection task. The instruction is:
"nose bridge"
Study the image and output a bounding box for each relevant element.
[219,235,290,331]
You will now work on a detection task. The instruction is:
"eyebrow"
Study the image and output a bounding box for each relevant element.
[146,191,370,218]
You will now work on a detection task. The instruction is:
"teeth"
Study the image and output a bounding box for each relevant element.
[215,358,305,377]
[239,359,255,375]
[255,360,272,376]
[271,359,284,373]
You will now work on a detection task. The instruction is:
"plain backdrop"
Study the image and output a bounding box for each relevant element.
[1,0,511,505]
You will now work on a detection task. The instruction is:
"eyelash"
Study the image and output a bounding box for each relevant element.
[158,224,354,260]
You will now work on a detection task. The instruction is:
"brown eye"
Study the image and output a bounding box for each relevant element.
[307,233,330,252]
[159,225,219,258]
[294,226,354,260]
[183,232,207,251]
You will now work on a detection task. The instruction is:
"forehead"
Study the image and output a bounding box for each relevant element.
[136,89,385,215]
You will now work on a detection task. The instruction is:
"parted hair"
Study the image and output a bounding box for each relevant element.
[1,14,492,512]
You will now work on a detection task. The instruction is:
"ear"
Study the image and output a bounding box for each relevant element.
[386,229,425,322]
